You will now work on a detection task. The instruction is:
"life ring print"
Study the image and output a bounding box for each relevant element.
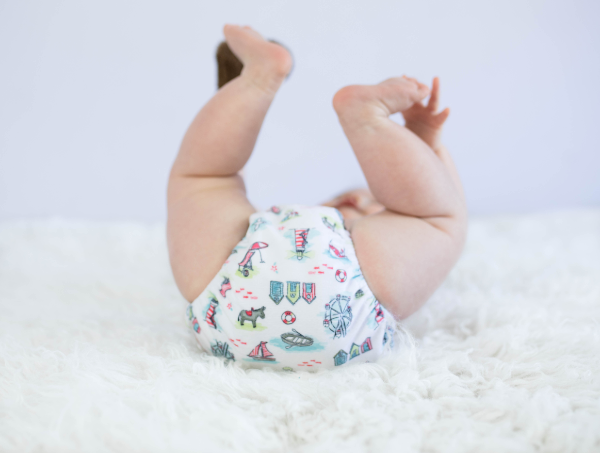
[335,269,347,282]
[281,311,296,325]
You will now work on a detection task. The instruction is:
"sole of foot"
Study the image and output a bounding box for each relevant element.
[223,24,292,90]
[333,76,430,121]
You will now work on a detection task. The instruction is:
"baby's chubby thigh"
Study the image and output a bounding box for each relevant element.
[350,208,466,320]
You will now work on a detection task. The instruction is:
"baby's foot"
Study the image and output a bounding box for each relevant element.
[223,24,292,93]
[332,76,430,127]
[401,77,450,151]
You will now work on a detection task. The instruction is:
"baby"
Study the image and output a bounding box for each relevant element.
[167,25,467,370]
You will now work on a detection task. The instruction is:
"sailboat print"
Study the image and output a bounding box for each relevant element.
[247,341,276,361]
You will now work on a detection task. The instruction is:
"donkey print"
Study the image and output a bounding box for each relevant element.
[238,306,266,328]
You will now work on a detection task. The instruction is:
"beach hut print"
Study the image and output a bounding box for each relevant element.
[286,281,300,304]
[269,281,284,304]
[349,343,361,359]
[361,337,373,353]
[334,349,348,366]
[302,282,316,304]
[270,280,316,305]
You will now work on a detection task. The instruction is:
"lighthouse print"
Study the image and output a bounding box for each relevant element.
[294,229,309,260]
[205,297,219,329]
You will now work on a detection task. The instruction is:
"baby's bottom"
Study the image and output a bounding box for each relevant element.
[167,25,467,319]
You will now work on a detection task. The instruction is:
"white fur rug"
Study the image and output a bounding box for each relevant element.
[1,210,599,452]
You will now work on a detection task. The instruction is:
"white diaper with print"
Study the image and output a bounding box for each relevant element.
[187,204,396,371]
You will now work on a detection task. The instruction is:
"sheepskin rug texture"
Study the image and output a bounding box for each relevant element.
[1,210,599,453]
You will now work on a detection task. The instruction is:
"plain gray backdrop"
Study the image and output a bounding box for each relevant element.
[1,0,598,221]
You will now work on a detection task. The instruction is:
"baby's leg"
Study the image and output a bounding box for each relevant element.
[168,25,292,302]
[333,77,467,319]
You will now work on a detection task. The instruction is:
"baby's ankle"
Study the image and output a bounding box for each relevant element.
[241,62,289,94]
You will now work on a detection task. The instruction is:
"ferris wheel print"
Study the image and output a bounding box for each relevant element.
[323,294,353,339]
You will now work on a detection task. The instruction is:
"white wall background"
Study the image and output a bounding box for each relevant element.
[1,0,598,222]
